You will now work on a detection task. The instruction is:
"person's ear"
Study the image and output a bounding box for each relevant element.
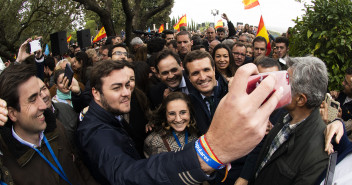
[297,93,307,107]
[92,87,101,102]
[7,107,18,123]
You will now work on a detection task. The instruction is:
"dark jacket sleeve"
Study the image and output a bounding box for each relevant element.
[240,139,263,180]
[72,81,92,113]
[82,128,212,185]
[227,21,236,38]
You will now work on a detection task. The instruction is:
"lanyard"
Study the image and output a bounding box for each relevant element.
[33,136,72,185]
[0,181,6,185]
[172,130,188,148]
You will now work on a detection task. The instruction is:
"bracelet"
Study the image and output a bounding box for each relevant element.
[201,135,223,165]
[195,138,225,170]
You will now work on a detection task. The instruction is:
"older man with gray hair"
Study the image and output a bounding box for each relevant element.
[130,37,144,53]
[251,56,329,185]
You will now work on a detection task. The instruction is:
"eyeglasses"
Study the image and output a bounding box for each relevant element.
[113,51,128,57]
[232,52,246,57]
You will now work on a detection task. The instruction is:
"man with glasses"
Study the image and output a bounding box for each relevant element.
[108,43,129,61]
[231,42,247,67]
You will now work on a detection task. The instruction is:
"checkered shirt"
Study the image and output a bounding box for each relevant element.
[256,114,304,177]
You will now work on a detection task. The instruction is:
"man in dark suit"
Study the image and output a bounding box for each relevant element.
[148,49,193,109]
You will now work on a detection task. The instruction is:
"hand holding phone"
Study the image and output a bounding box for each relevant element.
[246,71,291,110]
[64,63,74,87]
[29,40,42,54]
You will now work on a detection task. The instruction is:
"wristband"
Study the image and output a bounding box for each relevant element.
[200,135,223,164]
[195,139,225,170]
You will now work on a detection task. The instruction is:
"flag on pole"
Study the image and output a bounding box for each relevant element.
[93,27,107,43]
[242,0,260,10]
[215,20,224,29]
[256,15,271,56]
[158,24,164,33]
[67,35,72,43]
[173,15,187,31]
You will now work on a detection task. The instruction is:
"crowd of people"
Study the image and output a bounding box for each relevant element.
[0,13,351,185]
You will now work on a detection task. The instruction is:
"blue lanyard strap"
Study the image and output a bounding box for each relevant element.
[172,130,188,148]
[0,181,7,185]
[33,136,72,185]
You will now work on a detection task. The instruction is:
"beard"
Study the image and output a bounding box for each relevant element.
[100,93,130,116]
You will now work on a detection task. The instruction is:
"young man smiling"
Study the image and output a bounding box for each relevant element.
[0,64,97,185]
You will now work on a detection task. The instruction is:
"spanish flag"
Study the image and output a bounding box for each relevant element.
[159,24,164,33]
[215,20,224,29]
[67,35,72,43]
[256,16,271,56]
[243,0,260,10]
[93,27,107,43]
[173,15,187,31]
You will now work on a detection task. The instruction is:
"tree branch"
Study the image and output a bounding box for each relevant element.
[145,0,173,20]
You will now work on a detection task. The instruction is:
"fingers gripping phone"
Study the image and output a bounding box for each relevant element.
[64,63,74,87]
[246,71,292,110]
[325,93,340,122]
[27,39,42,54]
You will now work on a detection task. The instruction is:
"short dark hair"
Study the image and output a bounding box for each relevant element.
[275,36,289,48]
[105,36,117,46]
[256,56,282,70]
[176,31,191,40]
[53,69,65,85]
[217,27,225,33]
[346,67,352,75]
[162,30,174,39]
[90,60,133,93]
[191,45,206,51]
[0,64,37,111]
[253,36,267,48]
[44,56,56,71]
[166,40,177,49]
[147,37,166,54]
[154,49,182,73]
[108,43,128,58]
[183,50,215,76]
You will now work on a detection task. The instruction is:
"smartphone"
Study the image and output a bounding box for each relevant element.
[29,39,42,54]
[324,151,337,185]
[325,93,340,122]
[246,71,291,110]
[64,63,74,87]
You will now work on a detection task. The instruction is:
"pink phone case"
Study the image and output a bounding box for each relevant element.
[246,71,291,109]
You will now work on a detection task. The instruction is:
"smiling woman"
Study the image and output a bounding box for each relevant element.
[144,92,198,158]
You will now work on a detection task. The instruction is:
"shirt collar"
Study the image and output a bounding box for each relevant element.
[12,126,44,148]
[200,80,218,99]
[283,114,305,130]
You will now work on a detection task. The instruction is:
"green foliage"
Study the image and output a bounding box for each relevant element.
[290,0,352,90]
[0,0,81,60]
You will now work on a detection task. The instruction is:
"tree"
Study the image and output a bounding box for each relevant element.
[289,0,352,90]
[73,0,173,46]
[0,0,81,61]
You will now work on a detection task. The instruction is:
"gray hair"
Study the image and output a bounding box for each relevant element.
[221,39,235,49]
[130,37,143,46]
[289,56,328,109]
